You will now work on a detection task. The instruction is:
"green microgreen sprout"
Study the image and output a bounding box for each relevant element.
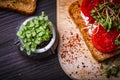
[91,0,120,45]
[91,0,120,32]
[115,33,120,45]
[104,64,120,78]
[17,11,53,55]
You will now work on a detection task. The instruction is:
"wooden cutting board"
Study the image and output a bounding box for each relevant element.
[57,0,120,80]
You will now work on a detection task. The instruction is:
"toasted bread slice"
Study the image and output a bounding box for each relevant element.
[0,0,37,15]
[69,1,120,62]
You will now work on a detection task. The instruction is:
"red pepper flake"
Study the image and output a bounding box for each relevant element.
[100,64,103,69]
[76,34,79,39]
[75,71,78,74]
[61,62,66,64]
[97,66,99,69]
[70,32,73,35]
[82,62,84,65]
[67,16,70,19]
[77,65,79,68]
[61,53,66,59]
[88,72,91,74]
[66,59,70,63]
[77,42,81,46]
[60,31,82,64]
[61,36,65,41]
[82,62,86,68]
[84,55,87,58]
[71,72,74,74]
[83,65,86,68]
[96,70,99,74]
[75,57,77,60]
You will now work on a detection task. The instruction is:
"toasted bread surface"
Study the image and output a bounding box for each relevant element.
[69,1,120,62]
[0,0,37,15]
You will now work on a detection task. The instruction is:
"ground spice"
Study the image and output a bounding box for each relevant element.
[60,31,82,64]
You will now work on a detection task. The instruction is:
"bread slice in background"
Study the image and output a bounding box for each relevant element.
[69,1,120,62]
[0,0,37,15]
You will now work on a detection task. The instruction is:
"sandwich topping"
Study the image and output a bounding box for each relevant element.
[81,0,120,53]
[92,25,119,52]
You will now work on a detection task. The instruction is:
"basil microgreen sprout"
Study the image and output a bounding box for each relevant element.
[16,11,53,55]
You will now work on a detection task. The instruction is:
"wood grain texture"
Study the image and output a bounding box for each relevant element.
[0,0,71,80]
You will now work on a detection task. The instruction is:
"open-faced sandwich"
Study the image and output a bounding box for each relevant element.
[76,0,120,61]
[0,0,37,15]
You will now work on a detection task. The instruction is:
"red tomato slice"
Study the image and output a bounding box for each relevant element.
[81,0,120,24]
[92,25,119,53]
[81,0,102,23]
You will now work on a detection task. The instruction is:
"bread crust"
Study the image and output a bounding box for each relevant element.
[69,1,120,62]
[0,0,37,15]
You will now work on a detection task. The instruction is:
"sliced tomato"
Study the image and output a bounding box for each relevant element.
[81,0,120,23]
[92,25,119,53]
[81,0,102,23]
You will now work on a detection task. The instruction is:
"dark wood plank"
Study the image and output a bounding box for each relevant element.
[0,0,71,80]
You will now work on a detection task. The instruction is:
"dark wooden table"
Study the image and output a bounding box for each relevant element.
[0,0,71,80]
